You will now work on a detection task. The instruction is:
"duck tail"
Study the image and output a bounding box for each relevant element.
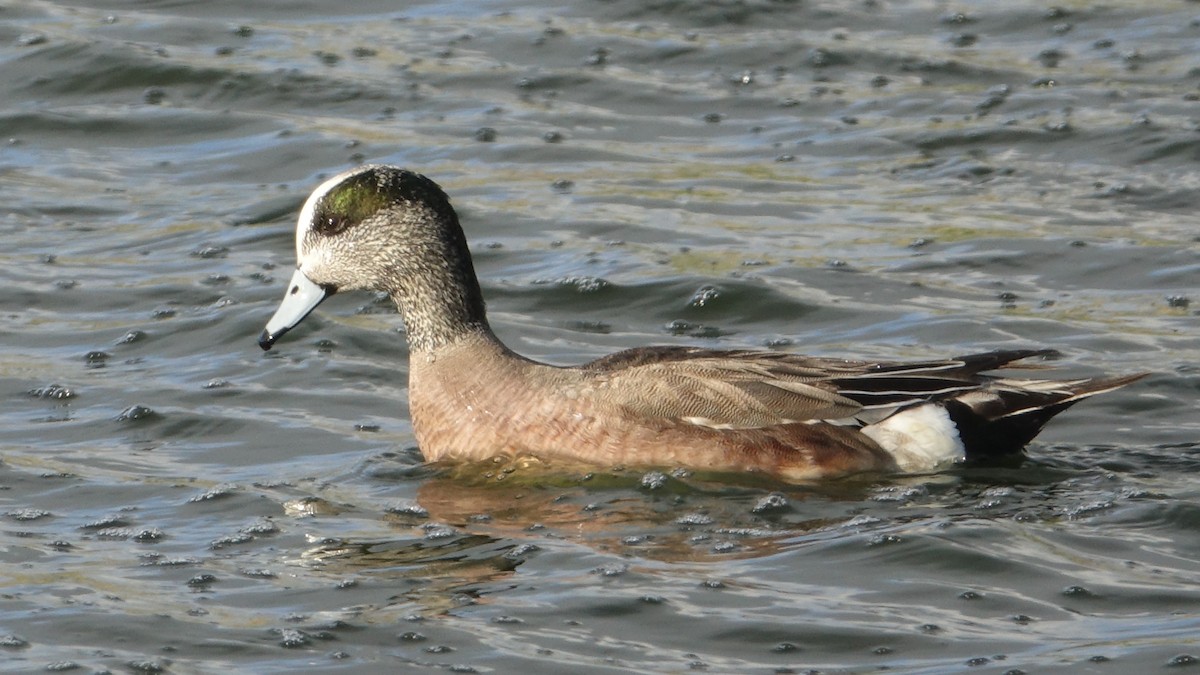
[943,372,1148,461]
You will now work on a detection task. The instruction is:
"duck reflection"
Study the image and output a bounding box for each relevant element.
[300,455,887,580]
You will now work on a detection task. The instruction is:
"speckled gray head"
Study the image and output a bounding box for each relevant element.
[258,165,487,352]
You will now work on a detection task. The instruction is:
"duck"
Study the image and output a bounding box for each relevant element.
[258,164,1144,481]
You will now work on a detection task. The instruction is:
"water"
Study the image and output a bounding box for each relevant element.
[2,0,1198,672]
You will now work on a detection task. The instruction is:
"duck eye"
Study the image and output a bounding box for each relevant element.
[314,213,352,236]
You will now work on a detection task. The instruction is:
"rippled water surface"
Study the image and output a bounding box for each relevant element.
[2,0,1199,672]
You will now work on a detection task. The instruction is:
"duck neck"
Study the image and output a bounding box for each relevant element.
[386,233,496,355]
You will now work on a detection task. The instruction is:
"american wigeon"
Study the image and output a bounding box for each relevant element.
[259,165,1144,481]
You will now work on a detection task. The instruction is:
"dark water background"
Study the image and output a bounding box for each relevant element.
[2,0,1199,672]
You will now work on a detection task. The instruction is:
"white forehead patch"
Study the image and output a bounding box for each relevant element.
[293,165,384,257]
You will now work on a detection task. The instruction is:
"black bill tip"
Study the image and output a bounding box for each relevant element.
[258,328,281,351]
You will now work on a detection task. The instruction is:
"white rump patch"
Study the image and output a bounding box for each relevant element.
[862,404,965,472]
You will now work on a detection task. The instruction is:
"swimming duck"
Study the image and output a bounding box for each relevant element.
[258,165,1143,481]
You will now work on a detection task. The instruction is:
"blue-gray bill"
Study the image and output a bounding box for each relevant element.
[258,268,331,351]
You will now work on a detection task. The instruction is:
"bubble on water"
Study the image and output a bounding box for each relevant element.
[675,512,714,526]
[1166,295,1190,309]
[639,471,669,490]
[133,528,166,542]
[0,634,28,648]
[773,642,799,653]
[278,628,311,648]
[422,523,458,539]
[188,483,238,503]
[591,563,628,577]
[688,285,721,308]
[940,12,976,24]
[474,127,497,142]
[842,514,882,528]
[387,501,429,518]
[398,631,426,642]
[117,330,148,345]
[506,543,540,560]
[1061,585,1094,597]
[238,566,278,580]
[142,557,200,567]
[585,47,608,66]
[116,405,156,422]
[191,244,229,259]
[1064,500,1113,518]
[29,384,75,400]
[751,492,790,514]
[535,275,610,295]
[6,508,51,521]
[17,33,48,46]
[867,534,901,546]
[664,319,726,338]
[1166,654,1197,667]
[711,541,740,554]
[85,350,110,367]
[239,519,279,537]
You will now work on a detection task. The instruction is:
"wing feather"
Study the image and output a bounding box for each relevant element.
[579,347,1062,430]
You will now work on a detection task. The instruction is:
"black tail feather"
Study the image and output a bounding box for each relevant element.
[944,373,1147,461]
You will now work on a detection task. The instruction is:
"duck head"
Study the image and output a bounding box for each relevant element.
[258,165,487,352]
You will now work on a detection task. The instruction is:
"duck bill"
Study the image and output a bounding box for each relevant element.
[258,269,332,351]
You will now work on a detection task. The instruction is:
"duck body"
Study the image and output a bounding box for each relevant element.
[408,334,897,480]
[259,165,1144,481]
